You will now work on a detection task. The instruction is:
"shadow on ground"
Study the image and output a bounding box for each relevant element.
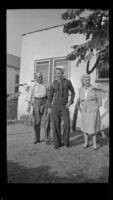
[7,161,108,183]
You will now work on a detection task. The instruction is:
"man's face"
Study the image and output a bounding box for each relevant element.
[36,75,43,83]
[56,69,63,81]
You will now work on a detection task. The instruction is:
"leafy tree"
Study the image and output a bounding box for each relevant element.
[61,9,109,75]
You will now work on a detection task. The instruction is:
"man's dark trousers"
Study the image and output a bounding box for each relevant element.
[51,104,70,148]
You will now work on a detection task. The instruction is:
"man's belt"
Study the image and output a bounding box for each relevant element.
[34,96,47,100]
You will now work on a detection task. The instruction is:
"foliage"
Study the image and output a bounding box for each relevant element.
[62,9,109,74]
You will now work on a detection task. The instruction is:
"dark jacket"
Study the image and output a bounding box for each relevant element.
[47,78,75,108]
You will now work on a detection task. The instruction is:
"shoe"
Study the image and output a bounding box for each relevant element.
[83,143,89,148]
[65,145,70,148]
[93,146,98,150]
[101,135,106,138]
[61,142,64,146]
[46,141,51,145]
[33,141,40,144]
[54,146,59,149]
[48,141,51,145]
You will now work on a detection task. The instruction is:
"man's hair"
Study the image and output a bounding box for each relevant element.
[55,68,64,74]
[36,72,43,77]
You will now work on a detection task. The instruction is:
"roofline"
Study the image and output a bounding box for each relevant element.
[22,23,67,36]
[7,64,20,70]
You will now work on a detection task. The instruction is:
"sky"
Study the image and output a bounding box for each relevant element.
[7,9,67,57]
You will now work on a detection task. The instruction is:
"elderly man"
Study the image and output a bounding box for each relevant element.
[27,72,48,144]
[47,66,75,149]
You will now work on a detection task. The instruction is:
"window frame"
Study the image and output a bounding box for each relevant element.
[52,56,71,82]
[34,59,51,83]
[95,64,109,83]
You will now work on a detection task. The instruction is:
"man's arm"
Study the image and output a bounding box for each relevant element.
[92,86,102,108]
[69,80,75,105]
[95,90,102,108]
[66,80,75,109]
[26,84,35,112]
[46,83,55,109]
[27,84,35,105]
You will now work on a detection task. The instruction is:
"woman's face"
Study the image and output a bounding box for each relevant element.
[83,77,90,87]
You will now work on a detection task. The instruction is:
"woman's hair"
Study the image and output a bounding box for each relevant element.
[81,74,90,81]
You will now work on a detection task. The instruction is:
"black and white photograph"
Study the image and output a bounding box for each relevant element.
[6,9,109,184]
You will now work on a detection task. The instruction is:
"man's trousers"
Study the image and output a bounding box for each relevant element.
[51,104,70,148]
[32,99,45,142]
[42,107,51,143]
[32,98,51,143]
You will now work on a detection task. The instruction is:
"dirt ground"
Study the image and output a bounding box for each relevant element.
[7,123,109,183]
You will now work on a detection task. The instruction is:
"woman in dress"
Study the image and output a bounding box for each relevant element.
[79,74,102,150]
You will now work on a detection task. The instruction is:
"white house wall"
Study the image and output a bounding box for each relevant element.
[18,26,109,130]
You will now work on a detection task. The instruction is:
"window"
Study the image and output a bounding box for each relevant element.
[15,74,19,93]
[53,57,70,81]
[34,60,50,84]
[34,57,70,84]
[96,63,109,81]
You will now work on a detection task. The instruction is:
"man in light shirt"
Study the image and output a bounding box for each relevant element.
[27,72,49,144]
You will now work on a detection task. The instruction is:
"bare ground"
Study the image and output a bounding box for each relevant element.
[7,123,109,183]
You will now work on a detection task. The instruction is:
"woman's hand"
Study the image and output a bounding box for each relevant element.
[65,101,71,109]
[26,104,31,113]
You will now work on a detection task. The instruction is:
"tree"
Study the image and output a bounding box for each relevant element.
[61,9,109,74]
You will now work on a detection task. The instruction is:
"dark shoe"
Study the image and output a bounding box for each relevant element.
[65,145,70,148]
[61,142,64,146]
[46,141,51,145]
[83,143,89,148]
[54,146,59,149]
[48,141,51,145]
[33,141,40,144]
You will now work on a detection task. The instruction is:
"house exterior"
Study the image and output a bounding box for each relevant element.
[7,53,20,119]
[18,25,109,130]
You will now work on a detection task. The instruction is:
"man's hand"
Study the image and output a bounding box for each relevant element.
[27,104,31,113]
[65,101,71,109]
[48,108,51,114]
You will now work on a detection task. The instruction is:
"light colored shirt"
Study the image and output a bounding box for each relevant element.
[84,88,89,100]
[27,83,47,104]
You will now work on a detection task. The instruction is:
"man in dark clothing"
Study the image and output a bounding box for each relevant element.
[47,66,75,149]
